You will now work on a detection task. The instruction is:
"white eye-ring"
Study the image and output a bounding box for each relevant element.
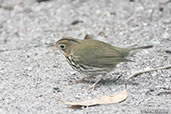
[59,44,66,49]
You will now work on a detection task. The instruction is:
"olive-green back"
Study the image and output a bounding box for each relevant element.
[70,39,130,68]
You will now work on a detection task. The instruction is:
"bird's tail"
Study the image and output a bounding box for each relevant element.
[129,45,153,51]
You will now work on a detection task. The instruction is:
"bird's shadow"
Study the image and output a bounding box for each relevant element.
[81,77,139,86]
[69,73,139,86]
[99,78,139,86]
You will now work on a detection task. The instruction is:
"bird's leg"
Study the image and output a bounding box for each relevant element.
[76,75,93,83]
[89,75,104,90]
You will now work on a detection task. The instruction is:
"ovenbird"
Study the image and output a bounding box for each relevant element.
[55,35,153,89]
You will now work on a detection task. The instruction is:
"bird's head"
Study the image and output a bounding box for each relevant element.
[55,37,80,56]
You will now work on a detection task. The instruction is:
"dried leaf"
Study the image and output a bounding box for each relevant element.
[60,89,128,107]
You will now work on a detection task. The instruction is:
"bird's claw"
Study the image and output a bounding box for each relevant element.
[76,78,89,83]
[88,83,97,90]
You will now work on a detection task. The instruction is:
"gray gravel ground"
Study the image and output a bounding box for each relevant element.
[0,0,171,114]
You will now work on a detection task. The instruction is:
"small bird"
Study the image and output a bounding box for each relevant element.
[55,34,153,89]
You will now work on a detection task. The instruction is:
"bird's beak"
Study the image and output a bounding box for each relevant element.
[46,43,56,47]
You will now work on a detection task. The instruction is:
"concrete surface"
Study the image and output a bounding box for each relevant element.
[0,0,171,114]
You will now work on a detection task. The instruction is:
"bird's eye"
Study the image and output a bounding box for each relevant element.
[59,44,65,49]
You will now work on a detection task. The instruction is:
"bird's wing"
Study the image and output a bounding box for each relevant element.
[71,41,130,68]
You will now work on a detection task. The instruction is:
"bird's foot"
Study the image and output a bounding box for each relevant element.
[76,78,88,83]
[88,83,97,90]
[76,75,93,83]
[88,77,103,90]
